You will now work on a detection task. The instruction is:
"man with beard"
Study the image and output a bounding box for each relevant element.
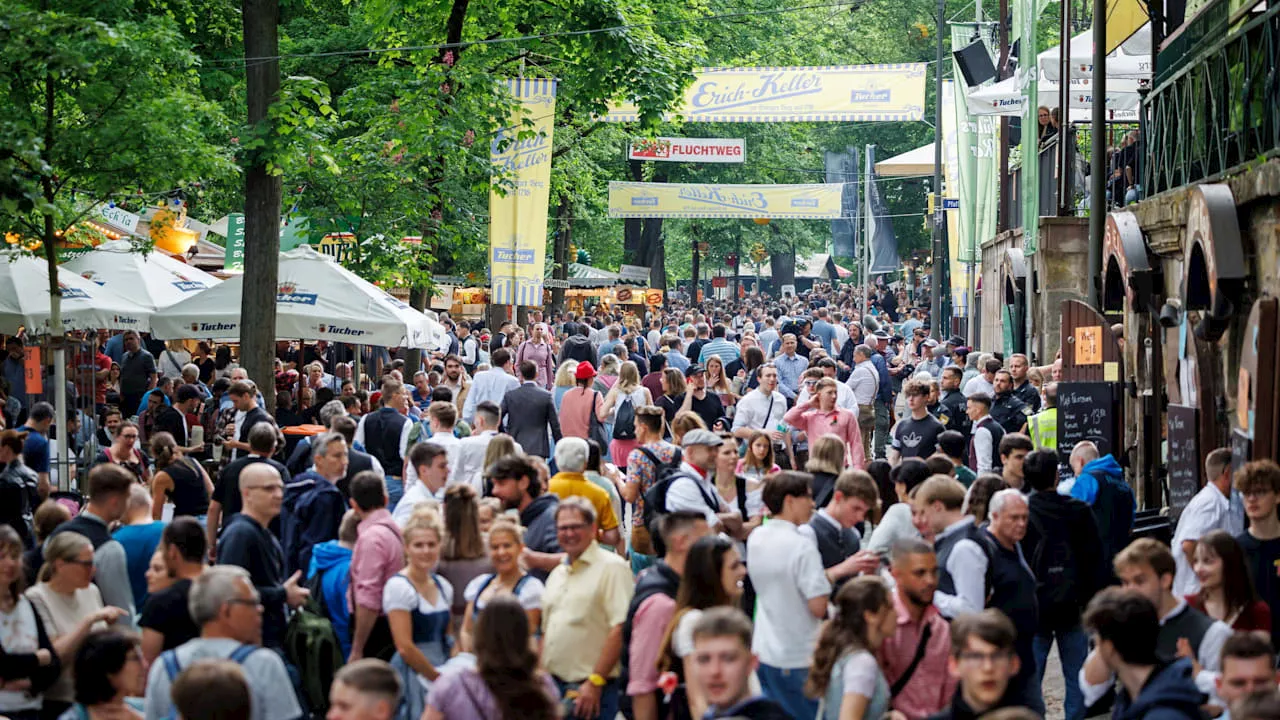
[487,454,562,581]
[990,370,1032,435]
[883,539,955,719]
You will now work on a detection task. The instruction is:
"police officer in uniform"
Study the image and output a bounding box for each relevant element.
[1025,382,1058,452]
[937,366,970,435]
[990,369,1032,434]
[1008,353,1042,412]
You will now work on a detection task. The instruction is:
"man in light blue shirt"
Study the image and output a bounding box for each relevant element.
[461,347,520,425]
[664,337,691,373]
[597,324,624,365]
[773,334,808,400]
[757,318,780,360]
[698,325,742,365]
[810,308,837,354]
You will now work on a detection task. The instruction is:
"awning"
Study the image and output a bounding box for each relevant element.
[874,144,938,177]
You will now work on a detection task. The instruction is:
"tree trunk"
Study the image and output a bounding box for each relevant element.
[690,234,700,302]
[405,0,470,372]
[240,0,282,411]
[551,197,570,313]
[769,225,796,291]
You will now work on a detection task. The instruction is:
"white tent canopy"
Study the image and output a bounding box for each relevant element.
[1041,23,1153,82]
[62,241,220,310]
[0,253,152,333]
[150,246,443,348]
[875,144,938,176]
[966,73,1141,120]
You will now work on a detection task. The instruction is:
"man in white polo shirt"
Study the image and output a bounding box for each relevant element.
[1171,447,1244,596]
[746,470,831,719]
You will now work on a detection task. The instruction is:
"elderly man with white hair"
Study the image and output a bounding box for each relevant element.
[547,437,623,552]
[984,487,1044,713]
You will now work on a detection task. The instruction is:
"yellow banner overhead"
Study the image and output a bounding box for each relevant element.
[604,65,928,123]
[608,182,844,219]
[489,78,557,307]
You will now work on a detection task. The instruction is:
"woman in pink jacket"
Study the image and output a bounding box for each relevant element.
[515,323,556,389]
[782,377,867,470]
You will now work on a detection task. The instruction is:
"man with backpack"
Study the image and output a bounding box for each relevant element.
[643,430,743,553]
[143,565,304,720]
[1021,450,1104,720]
[621,512,711,720]
[624,405,682,569]
[280,431,348,577]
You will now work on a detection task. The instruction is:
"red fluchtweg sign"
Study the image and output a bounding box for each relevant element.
[629,137,745,163]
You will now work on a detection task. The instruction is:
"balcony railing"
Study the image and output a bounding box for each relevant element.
[1144,0,1280,196]
[1006,129,1083,230]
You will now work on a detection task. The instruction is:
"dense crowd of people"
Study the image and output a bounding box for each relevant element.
[0,282,1276,720]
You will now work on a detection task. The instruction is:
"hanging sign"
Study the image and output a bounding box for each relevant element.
[489,78,557,307]
[22,348,41,395]
[604,65,928,123]
[99,205,140,235]
[223,213,246,272]
[1074,325,1103,365]
[629,138,745,163]
[619,265,652,283]
[608,182,843,219]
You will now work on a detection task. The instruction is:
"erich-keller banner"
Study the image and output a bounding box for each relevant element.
[489,79,557,307]
[608,182,844,220]
[604,65,927,123]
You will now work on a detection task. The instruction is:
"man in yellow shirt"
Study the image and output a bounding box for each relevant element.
[547,437,623,551]
[542,496,635,720]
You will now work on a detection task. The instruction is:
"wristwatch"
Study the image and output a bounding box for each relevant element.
[587,673,607,688]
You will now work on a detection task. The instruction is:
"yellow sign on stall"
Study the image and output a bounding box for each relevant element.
[489,78,557,307]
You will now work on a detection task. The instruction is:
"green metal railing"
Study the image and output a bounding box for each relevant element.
[1144,0,1280,196]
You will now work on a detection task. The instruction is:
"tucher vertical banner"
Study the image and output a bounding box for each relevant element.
[490,79,557,307]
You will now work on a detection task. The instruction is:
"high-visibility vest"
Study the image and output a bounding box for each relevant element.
[1027,407,1057,451]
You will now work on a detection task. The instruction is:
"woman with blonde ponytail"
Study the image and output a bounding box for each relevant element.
[805,576,898,720]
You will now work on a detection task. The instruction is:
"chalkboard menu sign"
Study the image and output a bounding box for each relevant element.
[1057,382,1118,465]
[1166,405,1198,521]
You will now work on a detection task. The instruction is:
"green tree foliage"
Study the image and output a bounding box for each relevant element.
[0,1,235,288]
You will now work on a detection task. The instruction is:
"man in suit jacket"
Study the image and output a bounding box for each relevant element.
[501,360,562,459]
[807,470,881,593]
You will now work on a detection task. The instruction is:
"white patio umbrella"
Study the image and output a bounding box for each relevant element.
[151,245,443,348]
[1041,23,1153,82]
[0,253,152,334]
[966,73,1141,120]
[62,240,220,310]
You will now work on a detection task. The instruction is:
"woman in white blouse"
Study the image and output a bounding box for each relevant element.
[458,518,544,653]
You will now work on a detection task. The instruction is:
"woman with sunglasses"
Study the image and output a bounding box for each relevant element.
[24,533,126,718]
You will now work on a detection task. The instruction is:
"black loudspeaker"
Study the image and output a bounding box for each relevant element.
[1008,117,1021,145]
[953,41,998,87]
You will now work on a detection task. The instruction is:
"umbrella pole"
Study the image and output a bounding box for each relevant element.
[354,345,362,393]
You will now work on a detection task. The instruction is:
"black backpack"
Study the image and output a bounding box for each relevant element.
[1027,508,1082,619]
[641,447,724,556]
[613,395,637,440]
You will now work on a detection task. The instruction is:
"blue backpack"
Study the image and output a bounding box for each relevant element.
[160,644,258,719]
